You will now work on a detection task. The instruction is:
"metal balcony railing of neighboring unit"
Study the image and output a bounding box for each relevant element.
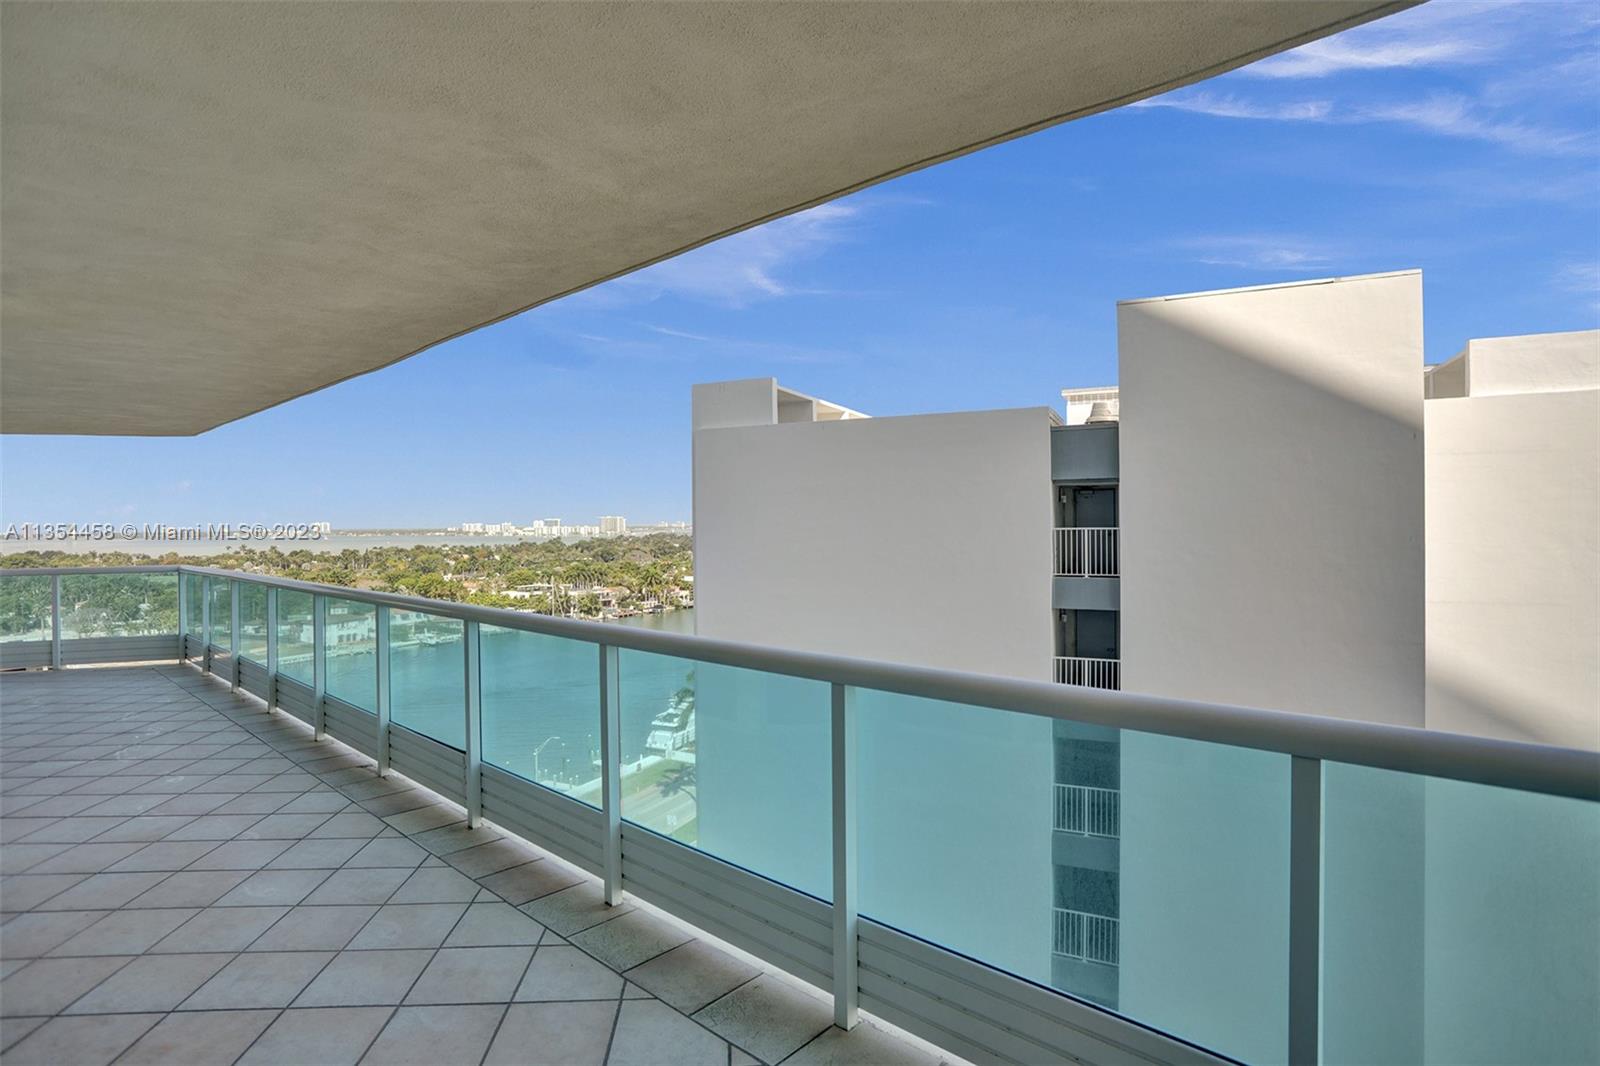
[1054,655,1121,690]
[1054,783,1120,838]
[1053,526,1119,577]
[1054,907,1120,966]
[1,565,1596,1066]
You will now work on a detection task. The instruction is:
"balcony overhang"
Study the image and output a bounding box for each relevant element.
[1,1,1411,435]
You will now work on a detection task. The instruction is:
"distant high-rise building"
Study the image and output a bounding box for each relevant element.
[601,515,627,535]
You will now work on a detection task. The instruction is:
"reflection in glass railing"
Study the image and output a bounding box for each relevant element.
[481,626,602,806]
[323,597,376,711]
[207,578,231,649]
[237,581,268,662]
[58,572,179,639]
[276,589,314,684]
[1323,763,1599,1066]
[181,572,203,640]
[0,575,52,642]
[388,609,465,749]
[619,649,831,900]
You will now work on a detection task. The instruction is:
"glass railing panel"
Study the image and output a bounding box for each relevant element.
[389,609,465,749]
[181,573,202,638]
[0,575,52,641]
[481,627,602,806]
[277,589,314,684]
[237,581,268,663]
[1322,763,1599,1066]
[619,649,831,899]
[854,688,1290,1064]
[59,572,179,638]
[207,578,232,649]
[324,597,377,712]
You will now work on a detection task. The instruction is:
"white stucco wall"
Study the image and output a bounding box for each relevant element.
[692,403,1056,984]
[1425,387,1600,750]
[1464,329,1600,397]
[1114,271,1426,1065]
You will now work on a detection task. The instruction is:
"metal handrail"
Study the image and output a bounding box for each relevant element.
[3,562,1597,802]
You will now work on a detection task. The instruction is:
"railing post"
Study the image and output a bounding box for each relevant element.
[265,586,279,712]
[1289,755,1322,1066]
[598,644,622,905]
[201,577,212,675]
[375,605,392,776]
[464,620,483,827]
[177,571,188,664]
[831,682,859,1030]
[229,579,241,692]
[312,594,327,740]
[49,574,61,670]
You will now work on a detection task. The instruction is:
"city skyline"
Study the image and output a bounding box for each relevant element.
[1,0,1595,528]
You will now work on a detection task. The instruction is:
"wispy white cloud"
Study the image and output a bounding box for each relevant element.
[1245,1,1511,78]
[1554,260,1600,312]
[1362,93,1594,155]
[1172,235,1340,271]
[1133,93,1332,121]
[1135,89,1593,156]
[614,202,859,308]
[1249,37,1489,79]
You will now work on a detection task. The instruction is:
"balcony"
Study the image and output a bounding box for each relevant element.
[1053,908,1120,967]
[1054,655,1121,690]
[1,565,1596,1066]
[1053,526,1119,577]
[1054,783,1120,838]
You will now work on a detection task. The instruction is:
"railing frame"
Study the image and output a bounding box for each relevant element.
[1054,654,1120,690]
[1053,525,1119,577]
[4,562,1598,1066]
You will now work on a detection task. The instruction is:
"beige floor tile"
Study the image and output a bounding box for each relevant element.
[214,868,332,907]
[569,907,693,972]
[33,871,170,910]
[301,867,412,905]
[294,948,434,1007]
[346,903,466,950]
[47,907,198,956]
[0,909,108,958]
[246,904,377,952]
[150,906,290,953]
[237,1006,393,1066]
[64,953,232,1014]
[0,955,132,1016]
[693,974,833,1065]
[405,946,534,1005]
[478,859,583,906]
[484,1001,617,1066]
[180,950,334,1010]
[608,998,730,1066]
[0,1012,161,1066]
[360,1004,505,1066]
[519,881,634,936]
[117,1008,278,1065]
[624,939,761,1014]
[442,901,546,947]
[513,946,624,1002]
[388,866,480,904]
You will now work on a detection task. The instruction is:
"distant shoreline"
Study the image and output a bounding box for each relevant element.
[0,530,691,556]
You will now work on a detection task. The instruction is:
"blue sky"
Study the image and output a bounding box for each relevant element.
[3,0,1596,529]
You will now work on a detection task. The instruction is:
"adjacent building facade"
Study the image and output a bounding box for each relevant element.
[689,272,1599,1065]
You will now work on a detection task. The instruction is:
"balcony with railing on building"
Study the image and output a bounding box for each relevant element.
[1054,525,1119,577]
[1054,907,1120,967]
[1054,782,1120,838]
[1053,655,1120,690]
